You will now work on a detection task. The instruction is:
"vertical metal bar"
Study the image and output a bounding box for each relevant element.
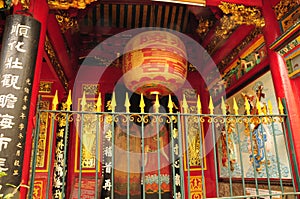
[170,116,177,197]
[224,115,233,197]
[183,113,191,198]
[141,114,146,199]
[248,116,259,195]
[177,112,185,198]
[61,112,70,197]
[281,116,298,192]
[211,115,219,197]
[282,99,300,191]
[127,115,130,199]
[78,113,84,198]
[111,115,115,198]
[94,113,100,199]
[270,117,284,193]
[28,107,42,197]
[258,123,271,195]
[235,117,246,196]
[156,116,162,199]
[46,112,56,199]
[197,114,206,198]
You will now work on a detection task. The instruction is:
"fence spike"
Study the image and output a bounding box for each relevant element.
[244,97,250,115]
[221,97,226,115]
[96,93,102,112]
[233,97,239,115]
[168,94,173,113]
[268,100,273,115]
[111,92,116,112]
[140,93,145,113]
[66,90,72,111]
[154,94,160,113]
[182,94,189,114]
[278,97,284,114]
[197,94,202,114]
[52,90,58,111]
[208,96,214,114]
[125,92,131,113]
[81,91,87,111]
[256,97,262,115]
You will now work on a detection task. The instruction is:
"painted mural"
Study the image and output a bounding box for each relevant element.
[216,71,291,179]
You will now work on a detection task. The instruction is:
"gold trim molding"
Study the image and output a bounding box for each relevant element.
[218,28,262,71]
[273,0,299,20]
[48,0,97,9]
[44,36,69,91]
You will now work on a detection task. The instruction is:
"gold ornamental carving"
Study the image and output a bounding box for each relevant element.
[218,28,262,71]
[82,84,100,95]
[206,15,237,55]
[196,17,214,38]
[48,0,97,9]
[273,0,300,20]
[44,36,69,91]
[55,10,79,33]
[219,2,265,27]
[190,176,204,199]
[36,100,50,168]
[20,0,29,9]
[39,81,53,93]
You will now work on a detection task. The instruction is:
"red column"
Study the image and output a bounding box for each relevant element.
[262,0,300,188]
[13,0,49,197]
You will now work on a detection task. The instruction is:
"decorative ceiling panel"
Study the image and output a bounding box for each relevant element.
[80,3,191,33]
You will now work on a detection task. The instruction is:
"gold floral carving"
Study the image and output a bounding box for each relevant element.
[39,81,52,93]
[273,0,299,20]
[20,0,30,9]
[44,36,69,91]
[196,17,214,38]
[219,2,265,27]
[48,0,97,9]
[207,15,237,55]
[82,84,99,95]
[80,100,98,169]
[55,10,79,33]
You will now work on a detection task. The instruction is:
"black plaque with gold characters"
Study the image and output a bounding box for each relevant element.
[0,14,40,196]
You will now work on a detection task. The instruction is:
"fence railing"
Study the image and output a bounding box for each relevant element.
[27,91,300,199]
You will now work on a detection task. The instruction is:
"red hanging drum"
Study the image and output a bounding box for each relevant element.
[122,31,187,98]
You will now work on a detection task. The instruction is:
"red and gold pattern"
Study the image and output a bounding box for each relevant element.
[190,176,204,199]
[123,31,187,98]
[32,180,44,199]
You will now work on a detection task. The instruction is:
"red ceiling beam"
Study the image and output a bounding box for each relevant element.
[211,24,255,65]
[47,14,76,81]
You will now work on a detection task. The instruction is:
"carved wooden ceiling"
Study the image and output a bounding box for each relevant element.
[56,0,269,74]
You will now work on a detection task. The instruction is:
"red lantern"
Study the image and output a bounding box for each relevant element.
[122,31,187,98]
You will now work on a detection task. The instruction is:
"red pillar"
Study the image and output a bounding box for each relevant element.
[262,0,300,188]
[13,0,49,197]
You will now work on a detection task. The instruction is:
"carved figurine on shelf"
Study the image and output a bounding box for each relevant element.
[254,51,261,65]
[236,58,244,79]
[241,58,254,73]
[241,85,270,172]
[220,103,237,172]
